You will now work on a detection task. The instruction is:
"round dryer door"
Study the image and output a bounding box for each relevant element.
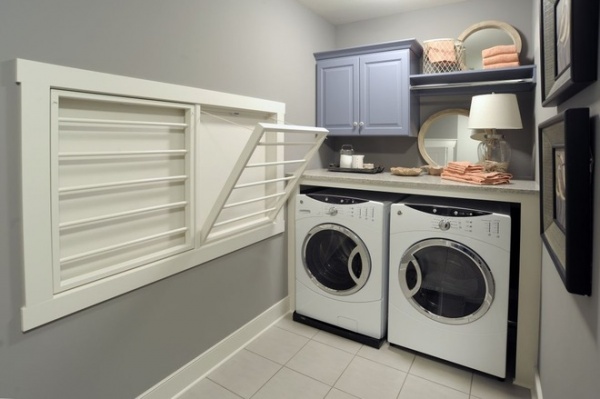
[302,223,371,296]
[399,238,494,324]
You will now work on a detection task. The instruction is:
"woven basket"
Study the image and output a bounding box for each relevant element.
[422,39,466,74]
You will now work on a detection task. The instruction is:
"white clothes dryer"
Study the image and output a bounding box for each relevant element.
[294,188,403,347]
[388,196,512,378]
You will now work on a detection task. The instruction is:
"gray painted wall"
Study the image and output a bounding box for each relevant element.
[6,0,597,398]
[326,0,535,179]
[0,1,333,398]
[534,0,600,396]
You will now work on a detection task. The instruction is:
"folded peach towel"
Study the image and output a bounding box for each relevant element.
[441,162,512,185]
[482,44,518,58]
[443,161,484,174]
[483,61,521,69]
[441,171,512,185]
[482,53,519,66]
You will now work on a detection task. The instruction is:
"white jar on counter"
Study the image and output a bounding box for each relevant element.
[339,144,354,168]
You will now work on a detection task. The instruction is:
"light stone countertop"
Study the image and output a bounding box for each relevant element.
[300,169,539,197]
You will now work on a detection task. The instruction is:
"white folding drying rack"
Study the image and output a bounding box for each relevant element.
[199,122,328,244]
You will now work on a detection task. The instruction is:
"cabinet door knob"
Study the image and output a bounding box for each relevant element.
[359,122,364,127]
[353,121,358,127]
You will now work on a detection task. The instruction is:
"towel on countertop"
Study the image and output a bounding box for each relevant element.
[482,44,518,58]
[441,170,512,185]
[443,161,484,174]
[441,161,512,185]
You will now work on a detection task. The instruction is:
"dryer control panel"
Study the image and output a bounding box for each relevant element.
[403,203,508,241]
[410,204,490,218]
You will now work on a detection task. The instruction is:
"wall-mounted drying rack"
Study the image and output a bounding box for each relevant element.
[199,122,328,244]
[16,57,328,330]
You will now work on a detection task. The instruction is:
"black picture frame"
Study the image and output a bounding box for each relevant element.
[540,0,599,107]
[539,108,593,295]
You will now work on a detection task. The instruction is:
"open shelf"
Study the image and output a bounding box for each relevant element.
[410,65,536,96]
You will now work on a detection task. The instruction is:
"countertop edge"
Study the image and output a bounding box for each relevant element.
[300,169,539,196]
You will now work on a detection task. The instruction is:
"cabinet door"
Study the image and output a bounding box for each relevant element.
[316,56,359,135]
[360,50,411,136]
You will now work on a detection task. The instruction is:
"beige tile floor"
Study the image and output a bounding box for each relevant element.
[177,314,531,399]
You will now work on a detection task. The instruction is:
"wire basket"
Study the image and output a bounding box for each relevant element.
[422,39,466,74]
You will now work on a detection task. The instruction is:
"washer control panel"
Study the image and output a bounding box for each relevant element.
[298,193,380,222]
[307,193,368,205]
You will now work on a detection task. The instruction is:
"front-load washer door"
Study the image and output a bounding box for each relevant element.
[399,238,494,324]
[302,223,371,296]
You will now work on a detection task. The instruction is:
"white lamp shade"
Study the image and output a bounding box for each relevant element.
[468,93,523,130]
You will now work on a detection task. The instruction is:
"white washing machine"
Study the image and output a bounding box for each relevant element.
[388,196,512,378]
[294,188,403,347]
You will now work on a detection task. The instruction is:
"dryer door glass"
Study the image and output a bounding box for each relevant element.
[303,223,371,296]
[399,238,494,324]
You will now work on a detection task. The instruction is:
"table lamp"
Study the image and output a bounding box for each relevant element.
[468,93,522,171]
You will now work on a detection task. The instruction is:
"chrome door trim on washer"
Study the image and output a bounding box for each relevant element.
[302,223,371,296]
[399,238,495,325]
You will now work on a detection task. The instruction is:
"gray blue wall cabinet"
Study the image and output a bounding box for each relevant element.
[315,40,422,136]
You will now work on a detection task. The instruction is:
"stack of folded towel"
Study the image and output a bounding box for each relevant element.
[441,161,512,185]
[482,44,520,69]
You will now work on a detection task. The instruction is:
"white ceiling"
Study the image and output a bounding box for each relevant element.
[296,0,471,25]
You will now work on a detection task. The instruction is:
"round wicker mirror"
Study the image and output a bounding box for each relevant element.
[458,20,522,70]
[418,108,478,167]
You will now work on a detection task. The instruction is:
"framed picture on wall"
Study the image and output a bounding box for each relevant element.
[539,108,593,295]
[540,0,599,106]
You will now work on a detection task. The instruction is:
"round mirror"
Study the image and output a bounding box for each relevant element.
[418,109,479,167]
[458,20,522,70]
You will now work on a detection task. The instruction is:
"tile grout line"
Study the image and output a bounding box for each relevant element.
[247,324,335,398]
[394,352,419,398]
[186,318,531,399]
[205,375,245,399]
[327,341,360,399]
[245,325,311,399]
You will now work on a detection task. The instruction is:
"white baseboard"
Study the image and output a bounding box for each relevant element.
[532,369,543,399]
[137,297,290,399]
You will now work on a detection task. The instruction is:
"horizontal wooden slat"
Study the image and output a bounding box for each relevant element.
[257,141,320,146]
[60,227,188,265]
[59,150,187,159]
[233,175,294,190]
[59,175,187,195]
[223,193,285,209]
[212,208,276,228]
[246,159,305,168]
[59,201,188,231]
[59,117,188,128]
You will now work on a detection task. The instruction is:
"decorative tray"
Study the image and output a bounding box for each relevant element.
[390,166,423,176]
[328,164,385,174]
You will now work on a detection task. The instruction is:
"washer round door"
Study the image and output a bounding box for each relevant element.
[399,238,495,324]
[302,223,371,296]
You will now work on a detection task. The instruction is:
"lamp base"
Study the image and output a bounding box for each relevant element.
[477,133,511,172]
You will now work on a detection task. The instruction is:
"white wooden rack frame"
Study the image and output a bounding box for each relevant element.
[200,122,327,244]
[15,59,327,330]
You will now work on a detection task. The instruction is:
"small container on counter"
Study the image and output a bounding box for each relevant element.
[351,154,365,169]
[339,144,354,168]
